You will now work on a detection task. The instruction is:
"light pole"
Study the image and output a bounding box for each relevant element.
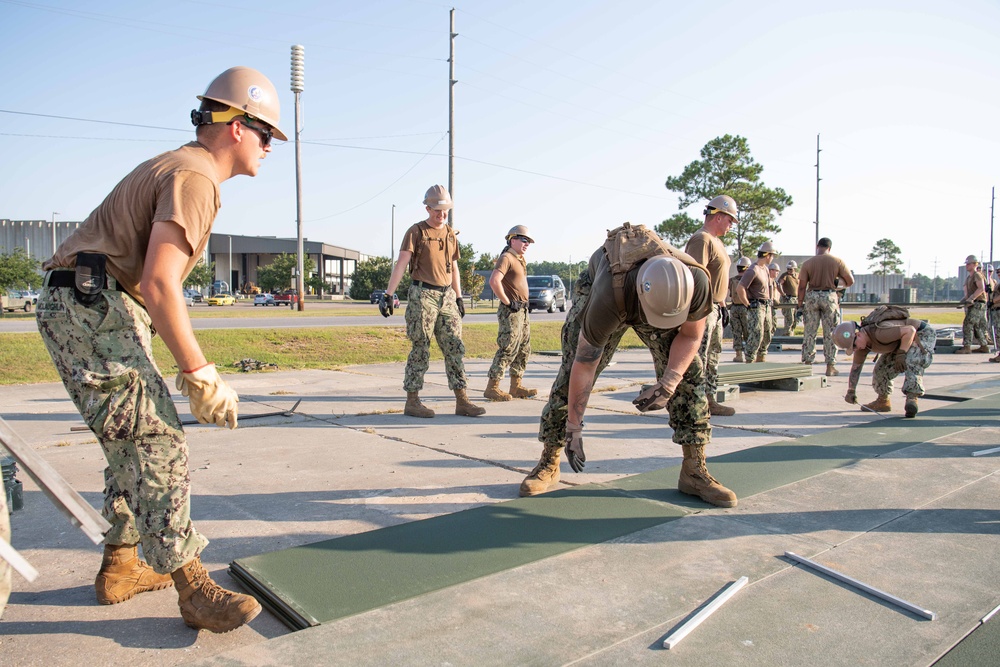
[51,212,60,256]
[391,204,395,262]
[291,44,306,311]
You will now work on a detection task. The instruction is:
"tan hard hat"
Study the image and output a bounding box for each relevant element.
[786,260,798,269]
[705,195,739,220]
[833,321,859,352]
[505,225,535,243]
[758,241,777,255]
[635,256,694,330]
[965,254,979,264]
[423,185,453,211]
[196,67,287,141]
[736,256,751,268]
[768,262,780,271]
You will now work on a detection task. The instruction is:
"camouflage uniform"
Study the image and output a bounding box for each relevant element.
[781,296,800,335]
[488,304,531,380]
[871,325,936,397]
[742,302,768,362]
[698,305,723,397]
[962,302,989,348]
[729,303,748,356]
[801,290,841,364]
[36,285,207,574]
[403,284,468,391]
[0,478,9,616]
[758,301,774,359]
[538,269,711,449]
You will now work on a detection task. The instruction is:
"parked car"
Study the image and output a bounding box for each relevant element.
[2,292,33,313]
[370,289,385,304]
[371,291,400,308]
[254,293,277,307]
[183,288,203,303]
[184,294,194,307]
[273,290,299,305]
[207,292,236,306]
[527,275,567,313]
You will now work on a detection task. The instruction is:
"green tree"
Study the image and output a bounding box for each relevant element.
[458,242,485,304]
[257,253,316,294]
[0,248,41,290]
[183,259,214,291]
[475,251,497,271]
[663,134,793,256]
[867,239,903,275]
[348,256,394,300]
[656,213,701,248]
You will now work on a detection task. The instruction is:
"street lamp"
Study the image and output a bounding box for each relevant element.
[291,44,305,311]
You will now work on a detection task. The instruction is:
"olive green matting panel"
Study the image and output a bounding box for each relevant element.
[231,488,687,630]
[933,615,1000,667]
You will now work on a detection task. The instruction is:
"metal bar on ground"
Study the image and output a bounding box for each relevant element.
[0,538,38,582]
[972,446,1000,457]
[662,576,749,649]
[0,417,110,545]
[785,551,936,620]
[71,399,303,431]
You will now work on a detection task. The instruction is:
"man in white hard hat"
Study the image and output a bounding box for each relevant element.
[778,260,801,335]
[519,222,737,509]
[684,195,738,416]
[955,255,990,354]
[728,257,752,361]
[734,241,778,363]
[384,185,487,418]
[798,237,855,376]
[485,225,537,401]
[37,66,287,633]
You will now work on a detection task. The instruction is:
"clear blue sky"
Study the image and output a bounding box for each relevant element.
[2,0,998,280]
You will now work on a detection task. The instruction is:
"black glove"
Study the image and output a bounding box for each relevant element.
[564,421,585,473]
[720,305,730,329]
[456,297,466,318]
[378,292,393,318]
[795,307,803,321]
[632,380,673,412]
[893,350,908,373]
[844,388,857,404]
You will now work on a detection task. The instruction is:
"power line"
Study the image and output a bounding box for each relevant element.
[0,109,190,133]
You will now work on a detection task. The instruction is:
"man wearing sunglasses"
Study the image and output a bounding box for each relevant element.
[485,225,537,401]
[37,66,285,634]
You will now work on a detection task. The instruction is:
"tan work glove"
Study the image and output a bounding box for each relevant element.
[175,363,239,429]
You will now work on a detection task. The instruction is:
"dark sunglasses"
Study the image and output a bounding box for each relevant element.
[512,235,532,244]
[228,116,273,148]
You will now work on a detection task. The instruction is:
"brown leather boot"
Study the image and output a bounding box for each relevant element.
[171,557,261,633]
[95,544,173,605]
[404,391,435,418]
[954,345,973,354]
[904,394,919,418]
[483,377,512,402]
[732,351,744,363]
[455,388,486,417]
[708,396,735,416]
[519,444,562,497]
[509,375,538,399]
[826,363,839,376]
[975,345,992,353]
[862,395,891,412]
[678,445,737,507]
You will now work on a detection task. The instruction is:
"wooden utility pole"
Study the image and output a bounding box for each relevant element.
[448,8,456,228]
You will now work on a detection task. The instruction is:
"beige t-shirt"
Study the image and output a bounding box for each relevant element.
[799,253,853,291]
[864,318,924,354]
[684,229,730,303]
[401,220,460,287]
[738,263,770,301]
[965,271,987,302]
[45,142,220,306]
[778,271,799,298]
[727,272,745,305]
[494,249,528,302]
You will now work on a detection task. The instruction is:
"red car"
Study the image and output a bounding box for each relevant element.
[273,290,300,305]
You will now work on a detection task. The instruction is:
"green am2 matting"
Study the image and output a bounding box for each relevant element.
[230,387,1000,631]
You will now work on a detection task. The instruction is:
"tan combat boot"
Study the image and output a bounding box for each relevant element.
[862,395,891,413]
[990,353,1000,363]
[404,391,434,418]
[755,353,766,363]
[519,444,562,497]
[509,375,538,399]
[733,351,744,363]
[455,388,486,417]
[678,445,737,508]
[484,377,512,402]
[95,543,173,605]
[904,393,919,418]
[826,363,839,377]
[707,395,735,416]
[171,557,261,633]
[975,345,992,353]
[954,345,973,354]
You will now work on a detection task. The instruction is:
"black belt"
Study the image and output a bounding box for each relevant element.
[748,299,768,307]
[413,281,448,292]
[46,270,123,291]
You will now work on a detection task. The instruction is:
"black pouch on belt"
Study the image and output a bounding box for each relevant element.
[74,252,107,306]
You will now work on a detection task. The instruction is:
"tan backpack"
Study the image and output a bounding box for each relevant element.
[602,222,704,312]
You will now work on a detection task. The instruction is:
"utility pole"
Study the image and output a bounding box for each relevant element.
[448,8,456,228]
[814,134,821,246]
[51,212,59,257]
[990,186,995,266]
[291,44,306,311]
[932,257,938,302]
[391,204,395,261]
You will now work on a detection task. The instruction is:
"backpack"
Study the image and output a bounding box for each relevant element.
[859,304,910,330]
[408,222,458,277]
[602,222,702,312]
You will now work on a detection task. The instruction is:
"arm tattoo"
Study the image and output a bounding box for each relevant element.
[848,361,864,390]
[576,338,603,364]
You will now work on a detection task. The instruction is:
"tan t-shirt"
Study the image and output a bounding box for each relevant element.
[769,276,779,302]
[778,271,799,298]
[727,272,745,305]
[864,318,923,354]
[738,263,770,301]
[684,229,730,303]
[965,271,987,302]
[494,248,528,302]
[799,253,853,291]
[44,142,220,306]
[401,220,459,287]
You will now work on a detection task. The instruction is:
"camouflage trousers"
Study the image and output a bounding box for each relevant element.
[802,290,841,364]
[781,296,800,335]
[488,304,531,380]
[990,307,1000,351]
[404,284,468,391]
[872,325,936,397]
[760,302,775,358]
[742,303,768,361]
[729,304,748,354]
[0,481,9,617]
[962,301,989,347]
[36,284,207,574]
[537,270,710,449]
[698,304,723,395]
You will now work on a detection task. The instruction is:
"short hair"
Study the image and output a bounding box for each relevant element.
[817,237,832,249]
[195,98,230,139]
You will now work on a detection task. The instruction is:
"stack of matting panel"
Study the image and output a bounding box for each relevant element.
[230,389,1000,632]
[716,361,814,386]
